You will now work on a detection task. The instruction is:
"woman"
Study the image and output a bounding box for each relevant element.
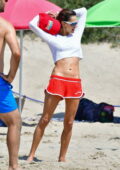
[27,7,87,162]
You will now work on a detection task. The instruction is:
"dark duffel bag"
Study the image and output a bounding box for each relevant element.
[75,98,114,122]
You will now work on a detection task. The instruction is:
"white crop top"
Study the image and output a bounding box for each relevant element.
[29,8,87,63]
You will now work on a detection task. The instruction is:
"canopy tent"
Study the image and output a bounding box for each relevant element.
[0,0,61,29]
[86,0,120,27]
[0,0,61,113]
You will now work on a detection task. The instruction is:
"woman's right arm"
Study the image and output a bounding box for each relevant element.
[29,15,57,44]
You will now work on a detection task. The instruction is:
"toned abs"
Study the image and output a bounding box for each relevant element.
[52,57,80,78]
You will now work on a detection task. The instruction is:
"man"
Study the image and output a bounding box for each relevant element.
[0,0,22,169]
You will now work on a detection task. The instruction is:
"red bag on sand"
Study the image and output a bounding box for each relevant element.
[38,13,61,35]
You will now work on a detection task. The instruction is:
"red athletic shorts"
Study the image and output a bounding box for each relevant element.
[45,75,83,99]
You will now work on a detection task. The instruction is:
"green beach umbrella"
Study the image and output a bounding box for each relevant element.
[86,0,120,27]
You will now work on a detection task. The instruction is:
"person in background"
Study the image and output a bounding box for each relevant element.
[27,6,87,162]
[0,0,22,169]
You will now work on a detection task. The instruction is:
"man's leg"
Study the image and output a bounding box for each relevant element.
[0,109,22,170]
[27,93,61,162]
[59,98,80,162]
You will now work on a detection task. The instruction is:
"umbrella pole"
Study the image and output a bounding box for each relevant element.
[19,30,24,114]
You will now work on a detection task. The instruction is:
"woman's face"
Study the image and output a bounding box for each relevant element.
[62,15,78,35]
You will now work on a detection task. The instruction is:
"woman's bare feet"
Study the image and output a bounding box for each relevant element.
[58,157,66,162]
[27,156,34,163]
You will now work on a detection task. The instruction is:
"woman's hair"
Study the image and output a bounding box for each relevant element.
[56,9,76,22]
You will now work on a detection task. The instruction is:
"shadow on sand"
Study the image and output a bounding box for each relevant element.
[22,122,37,127]
[53,112,64,119]
[19,155,43,162]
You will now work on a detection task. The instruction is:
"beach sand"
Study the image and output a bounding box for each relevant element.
[0,34,120,170]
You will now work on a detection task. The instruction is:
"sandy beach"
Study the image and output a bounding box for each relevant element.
[0,34,120,170]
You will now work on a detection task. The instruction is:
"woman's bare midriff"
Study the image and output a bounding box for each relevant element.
[52,57,80,78]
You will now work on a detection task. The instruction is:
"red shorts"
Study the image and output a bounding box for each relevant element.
[45,75,83,99]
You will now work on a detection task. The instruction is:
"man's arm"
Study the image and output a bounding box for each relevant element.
[2,21,20,83]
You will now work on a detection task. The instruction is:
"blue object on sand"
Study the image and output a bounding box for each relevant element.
[0,120,7,127]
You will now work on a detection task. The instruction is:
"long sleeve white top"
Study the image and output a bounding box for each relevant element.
[29,8,87,63]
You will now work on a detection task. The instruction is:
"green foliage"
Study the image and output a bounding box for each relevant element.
[49,0,103,9]
[49,0,120,46]
[83,27,120,46]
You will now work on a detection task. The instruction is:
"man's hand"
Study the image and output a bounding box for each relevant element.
[1,74,13,83]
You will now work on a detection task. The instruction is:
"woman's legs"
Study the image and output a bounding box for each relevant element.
[27,92,61,162]
[59,98,80,162]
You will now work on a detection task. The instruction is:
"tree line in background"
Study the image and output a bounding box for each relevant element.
[49,0,120,47]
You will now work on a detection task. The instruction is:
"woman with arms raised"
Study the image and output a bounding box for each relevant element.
[28,7,87,162]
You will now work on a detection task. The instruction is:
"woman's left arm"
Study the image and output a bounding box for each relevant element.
[73,7,87,39]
